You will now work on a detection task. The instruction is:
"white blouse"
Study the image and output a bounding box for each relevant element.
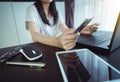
[26,4,64,37]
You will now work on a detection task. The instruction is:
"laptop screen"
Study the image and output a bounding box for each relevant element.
[109,12,120,52]
[56,49,120,82]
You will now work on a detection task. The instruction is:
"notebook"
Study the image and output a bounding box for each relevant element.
[77,12,120,54]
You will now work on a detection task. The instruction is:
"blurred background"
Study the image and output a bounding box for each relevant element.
[0,0,120,48]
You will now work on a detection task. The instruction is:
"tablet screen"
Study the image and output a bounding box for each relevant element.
[56,49,120,82]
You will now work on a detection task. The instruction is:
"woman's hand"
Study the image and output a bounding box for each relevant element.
[80,23,99,35]
[58,28,80,50]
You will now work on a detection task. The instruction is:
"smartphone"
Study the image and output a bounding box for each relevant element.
[74,17,94,33]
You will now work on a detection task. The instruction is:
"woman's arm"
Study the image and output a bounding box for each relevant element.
[27,21,60,47]
[27,21,79,50]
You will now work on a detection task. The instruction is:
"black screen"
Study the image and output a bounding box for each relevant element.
[56,49,120,82]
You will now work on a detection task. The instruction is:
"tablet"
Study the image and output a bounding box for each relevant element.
[56,49,120,82]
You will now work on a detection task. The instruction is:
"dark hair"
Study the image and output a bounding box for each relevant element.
[34,0,58,26]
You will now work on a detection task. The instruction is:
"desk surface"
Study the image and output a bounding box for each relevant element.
[0,42,64,82]
[0,42,120,82]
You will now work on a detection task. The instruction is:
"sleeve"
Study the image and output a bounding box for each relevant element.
[57,12,65,26]
[26,5,37,23]
[55,12,65,37]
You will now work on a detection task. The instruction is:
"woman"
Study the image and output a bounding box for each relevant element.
[26,0,98,50]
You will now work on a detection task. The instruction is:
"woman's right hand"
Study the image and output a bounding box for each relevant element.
[57,28,80,50]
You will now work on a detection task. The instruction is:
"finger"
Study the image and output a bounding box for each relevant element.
[93,27,98,32]
[93,24,99,29]
[65,33,80,40]
[89,25,98,31]
[62,39,76,46]
[93,26,99,30]
[63,28,75,35]
[63,42,76,50]
[61,40,71,47]
[93,23,100,26]
[88,27,95,32]
[63,43,74,50]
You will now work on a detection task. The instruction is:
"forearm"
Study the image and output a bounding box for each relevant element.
[31,32,61,48]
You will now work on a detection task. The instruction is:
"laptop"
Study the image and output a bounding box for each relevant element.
[77,12,120,54]
[56,49,120,82]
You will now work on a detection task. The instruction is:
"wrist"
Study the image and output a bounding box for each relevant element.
[55,37,62,49]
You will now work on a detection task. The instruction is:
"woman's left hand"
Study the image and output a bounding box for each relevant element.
[80,23,99,35]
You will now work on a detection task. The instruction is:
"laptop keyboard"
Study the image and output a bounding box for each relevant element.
[93,38,111,45]
[77,31,112,45]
